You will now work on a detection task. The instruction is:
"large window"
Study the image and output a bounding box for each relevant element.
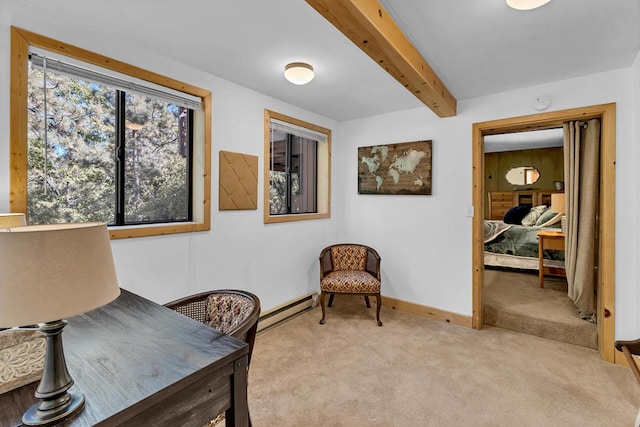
[264,110,330,223]
[10,27,211,238]
[28,51,195,225]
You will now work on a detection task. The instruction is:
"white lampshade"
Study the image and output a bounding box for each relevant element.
[506,0,551,10]
[0,213,26,228]
[551,193,566,213]
[284,62,315,85]
[0,222,121,327]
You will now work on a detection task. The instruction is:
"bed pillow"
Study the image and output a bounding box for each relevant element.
[536,210,563,227]
[535,208,558,226]
[521,205,548,226]
[503,205,531,225]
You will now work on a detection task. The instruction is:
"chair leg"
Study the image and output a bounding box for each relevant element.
[364,295,371,308]
[375,293,383,326]
[319,291,326,325]
[328,293,335,307]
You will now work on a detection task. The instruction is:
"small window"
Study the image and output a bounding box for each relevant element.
[10,28,211,238]
[264,110,331,223]
[269,125,318,215]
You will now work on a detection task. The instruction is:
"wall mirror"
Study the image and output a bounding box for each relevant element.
[505,166,540,186]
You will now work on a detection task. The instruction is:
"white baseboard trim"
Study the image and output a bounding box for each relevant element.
[256,292,472,331]
[257,292,317,332]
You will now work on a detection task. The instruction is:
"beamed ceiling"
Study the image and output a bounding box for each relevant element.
[5,0,640,121]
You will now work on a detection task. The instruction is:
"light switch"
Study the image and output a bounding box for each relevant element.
[466,205,475,217]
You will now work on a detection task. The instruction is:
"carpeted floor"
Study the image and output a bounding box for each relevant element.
[233,295,638,427]
[483,268,597,349]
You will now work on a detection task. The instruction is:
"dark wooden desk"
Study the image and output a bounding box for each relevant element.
[0,289,249,427]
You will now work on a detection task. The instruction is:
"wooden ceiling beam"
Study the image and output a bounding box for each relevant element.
[306,0,457,117]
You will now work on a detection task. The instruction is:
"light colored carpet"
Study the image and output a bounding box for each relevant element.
[238,295,637,427]
[483,268,597,349]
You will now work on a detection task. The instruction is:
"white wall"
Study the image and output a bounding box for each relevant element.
[0,9,340,311]
[1,5,639,338]
[338,69,638,338]
[630,50,640,337]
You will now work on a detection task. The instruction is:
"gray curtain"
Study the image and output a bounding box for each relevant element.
[563,119,600,322]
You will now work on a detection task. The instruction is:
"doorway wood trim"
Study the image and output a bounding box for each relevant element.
[472,103,616,363]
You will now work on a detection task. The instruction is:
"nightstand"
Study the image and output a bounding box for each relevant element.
[537,230,566,288]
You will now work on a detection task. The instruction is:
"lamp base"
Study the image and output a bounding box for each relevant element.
[21,320,85,426]
[22,391,84,426]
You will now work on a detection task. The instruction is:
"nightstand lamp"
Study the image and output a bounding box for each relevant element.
[0,223,120,425]
[551,193,566,233]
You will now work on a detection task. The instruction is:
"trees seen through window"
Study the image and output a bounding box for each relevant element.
[27,60,191,225]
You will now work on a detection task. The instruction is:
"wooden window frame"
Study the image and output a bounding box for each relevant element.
[10,27,211,239]
[264,110,331,224]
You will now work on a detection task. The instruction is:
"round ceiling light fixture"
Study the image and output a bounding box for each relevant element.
[506,0,551,10]
[284,62,315,85]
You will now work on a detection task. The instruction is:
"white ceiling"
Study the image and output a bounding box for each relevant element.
[381,0,640,101]
[5,0,640,122]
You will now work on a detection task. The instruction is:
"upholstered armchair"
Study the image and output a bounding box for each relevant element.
[165,289,260,427]
[164,289,260,364]
[318,243,382,326]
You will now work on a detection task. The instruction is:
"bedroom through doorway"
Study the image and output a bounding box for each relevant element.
[471,104,617,362]
[481,127,596,349]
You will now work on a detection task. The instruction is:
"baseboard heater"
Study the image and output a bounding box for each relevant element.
[257,292,317,332]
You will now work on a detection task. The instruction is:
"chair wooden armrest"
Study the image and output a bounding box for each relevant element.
[615,339,640,386]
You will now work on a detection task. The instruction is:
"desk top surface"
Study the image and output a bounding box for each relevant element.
[0,289,248,427]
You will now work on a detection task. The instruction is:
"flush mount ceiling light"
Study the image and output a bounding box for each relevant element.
[506,0,551,10]
[284,62,315,85]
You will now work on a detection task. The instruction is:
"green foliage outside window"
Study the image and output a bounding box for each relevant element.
[27,67,190,225]
[269,171,300,215]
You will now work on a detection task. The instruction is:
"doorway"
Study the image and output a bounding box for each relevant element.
[471,103,617,363]
[481,128,598,348]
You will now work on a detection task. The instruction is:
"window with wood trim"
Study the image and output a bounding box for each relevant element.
[10,27,211,239]
[264,110,330,224]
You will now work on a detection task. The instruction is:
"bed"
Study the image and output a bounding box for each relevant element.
[484,207,564,271]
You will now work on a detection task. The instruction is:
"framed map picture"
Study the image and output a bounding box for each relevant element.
[358,140,432,195]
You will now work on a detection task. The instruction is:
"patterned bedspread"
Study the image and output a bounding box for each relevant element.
[484,220,512,243]
[484,220,564,261]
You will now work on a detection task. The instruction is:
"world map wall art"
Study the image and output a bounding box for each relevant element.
[358,140,432,195]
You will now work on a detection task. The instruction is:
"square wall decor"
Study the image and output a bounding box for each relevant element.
[358,140,432,195]
[219,150,258,210]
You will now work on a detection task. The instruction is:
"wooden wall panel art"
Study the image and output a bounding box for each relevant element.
[219,150,258,210]
[358,140,432,195]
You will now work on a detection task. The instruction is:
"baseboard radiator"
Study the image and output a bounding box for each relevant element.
[257,292,317,332]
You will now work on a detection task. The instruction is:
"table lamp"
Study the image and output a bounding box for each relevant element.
[0,212,27,227]
[0,222,120,425]
[0,214,26,334]
[551,193,566,233]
